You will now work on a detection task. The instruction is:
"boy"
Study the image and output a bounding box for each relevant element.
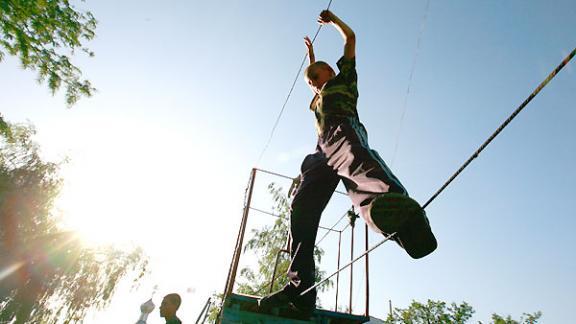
[259,10,436,317]
[159,293,182,324]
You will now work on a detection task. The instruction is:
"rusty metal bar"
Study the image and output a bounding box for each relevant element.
[349,221,354,314]
[300,232,397,298]
[223,168,257,298]
[253,168,347,196]
[248,207,339,233]
[316,210,349,246]
[335,231,342,311]
[195,297,211,324]
[269,249,290,293]
[364,224,370,316]
[254,168,295,181]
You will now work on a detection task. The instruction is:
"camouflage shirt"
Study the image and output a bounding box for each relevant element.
[310,56,359,136]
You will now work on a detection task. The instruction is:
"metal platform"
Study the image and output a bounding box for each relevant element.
[221,293,370,324]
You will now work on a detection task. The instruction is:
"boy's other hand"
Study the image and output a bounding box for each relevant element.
[304,36,316,63]
[304,36,313,50]
[318,10,334,24]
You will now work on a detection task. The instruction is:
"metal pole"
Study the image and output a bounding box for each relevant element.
[195,297,211,324]
[335,231,342,311]
[223,168,257,298]
[300,232,396,297]
[334,232,342,312]
[364,224,370,316]
[349,221,354,314]
[269,249,289,293]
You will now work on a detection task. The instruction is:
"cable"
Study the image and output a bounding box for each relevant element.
[390,0,431,167]
[300,232,397,297]
[315,209,349,246]
[255,0,334,166]
[422,47,576,209]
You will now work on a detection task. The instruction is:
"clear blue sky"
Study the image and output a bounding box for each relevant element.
[1,0,575,322]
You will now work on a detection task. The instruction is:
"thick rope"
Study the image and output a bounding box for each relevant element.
[423,47,576,209]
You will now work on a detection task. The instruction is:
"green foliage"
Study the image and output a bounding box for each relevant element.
[0,121,148,323]
[491,311,542,324]
[385,300,474,324]
[206,293,223,324]
[0,0,97,105]
[236,183,330,296]
[385,299,541,324]
[205,183,332,323]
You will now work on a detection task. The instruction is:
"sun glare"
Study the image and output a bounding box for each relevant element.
[56,149,194,250]
[51,120,240,259]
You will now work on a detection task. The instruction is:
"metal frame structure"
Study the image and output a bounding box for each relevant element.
[221,167,373,318]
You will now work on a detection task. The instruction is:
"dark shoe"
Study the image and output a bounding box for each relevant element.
[258,287,316,319]
[290,288,316,318]
[370,192,421,234]
[370,193,437,259]
[258,289,293,312]
[396,210,437,259]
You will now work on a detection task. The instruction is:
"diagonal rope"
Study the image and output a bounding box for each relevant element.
[422,47,576,209]
[315,209,349,246]
[255,0,334,166]
[300,232,397,297]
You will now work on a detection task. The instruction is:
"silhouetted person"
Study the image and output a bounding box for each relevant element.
[160,293,182,324]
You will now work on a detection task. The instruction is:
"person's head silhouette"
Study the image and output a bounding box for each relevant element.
[159,293,182,324]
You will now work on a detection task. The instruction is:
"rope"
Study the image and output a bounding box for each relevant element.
[422,47,576,209]
[315,209,350,246]
[300,232,397,297]
[255,0,334,166]
[249,207,338,233]
[390,0,431,167]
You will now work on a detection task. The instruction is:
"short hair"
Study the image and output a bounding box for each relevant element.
[164,293,182,309]
[304,61,333,81]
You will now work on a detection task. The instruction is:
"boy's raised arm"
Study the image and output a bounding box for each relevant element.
[318,10,356,59]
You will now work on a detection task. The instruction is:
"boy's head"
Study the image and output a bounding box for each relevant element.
[159,293,181,319]
[305,61,335,94]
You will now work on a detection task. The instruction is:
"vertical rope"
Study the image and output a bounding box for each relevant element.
[391,0,431,167]
[256,0,335,166]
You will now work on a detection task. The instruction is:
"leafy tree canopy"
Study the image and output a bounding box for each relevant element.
[0,0,97,105]
[385,299,541,324]
[236,183,331,297]
[0,121,148,323]
[207,183,332,322]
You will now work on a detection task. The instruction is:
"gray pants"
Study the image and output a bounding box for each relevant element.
[286,117,407,297]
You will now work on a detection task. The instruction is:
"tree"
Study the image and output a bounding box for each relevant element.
[0,121,148,323]
[385,300,474,324]
[0,0,97,106]
[385,299,541,324]
[206,183,332,323]
[490,311,542,324]
[236,183,331,296]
